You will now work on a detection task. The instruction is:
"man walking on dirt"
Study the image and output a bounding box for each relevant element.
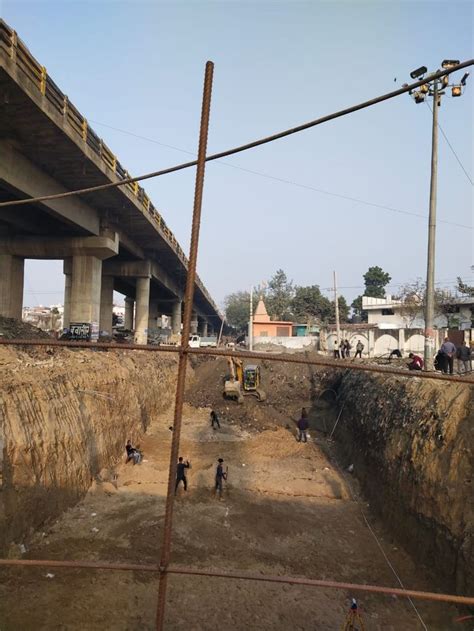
[296,408,309,443]
[175,457,190,494]
[210,409,221,430]
[215,458,227,498]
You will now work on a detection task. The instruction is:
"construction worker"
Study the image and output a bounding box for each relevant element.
[354,340,364,358]
[125,440,141,465]
[210,409,221,430]
[407,352,423,371]
[175,456,190,494]
[296,408,309,443]
[215,458,227,497]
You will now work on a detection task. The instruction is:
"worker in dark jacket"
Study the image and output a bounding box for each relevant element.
[210,409,221,430]
[457,341,471,374]
[215,458,227,497]
[175,457,190,494]
[296,408,309,443]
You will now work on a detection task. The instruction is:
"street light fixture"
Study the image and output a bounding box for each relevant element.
[407,61,469,371]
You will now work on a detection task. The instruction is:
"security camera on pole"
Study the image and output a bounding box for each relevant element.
[404,61,469,371]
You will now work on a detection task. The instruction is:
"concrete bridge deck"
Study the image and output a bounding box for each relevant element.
[0,19,222,341]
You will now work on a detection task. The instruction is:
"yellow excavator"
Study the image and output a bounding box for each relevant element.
[223,357,267,403]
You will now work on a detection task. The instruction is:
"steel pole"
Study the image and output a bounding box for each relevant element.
[155,60,214,631]
[424,80,439,371]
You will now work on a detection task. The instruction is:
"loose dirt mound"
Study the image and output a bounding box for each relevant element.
[0,316,52,339]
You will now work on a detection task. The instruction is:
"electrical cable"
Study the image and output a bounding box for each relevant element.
[0,61,471,210]
[88,119,471,230]
[424,102,473,186]
[328,436,429,629]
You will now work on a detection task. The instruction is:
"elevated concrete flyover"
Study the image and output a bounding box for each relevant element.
[0,19,222,342]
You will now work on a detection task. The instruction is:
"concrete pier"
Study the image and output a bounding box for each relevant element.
[0,254,24,320]
[134,277,150,345]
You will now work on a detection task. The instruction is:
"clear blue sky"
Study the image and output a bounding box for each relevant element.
[3,0,473,309]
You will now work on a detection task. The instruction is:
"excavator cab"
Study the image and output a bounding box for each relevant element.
[223,358,266,403]
[242,365,259,391]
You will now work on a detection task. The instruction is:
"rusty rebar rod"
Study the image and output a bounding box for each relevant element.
[1,338,473,385]
[155,60,214,631]
[0,559,472,606]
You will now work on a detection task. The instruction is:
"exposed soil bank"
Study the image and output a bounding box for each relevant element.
[0,346,181,552]
[335,371,473,596]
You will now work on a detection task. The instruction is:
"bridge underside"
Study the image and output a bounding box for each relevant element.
[0,44,221,341]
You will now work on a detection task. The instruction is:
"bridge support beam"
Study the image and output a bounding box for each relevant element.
[0,254,24,320]
[70,256,102,329]
[148,300,160,335]
[134,277,150,345]
[190,311,199,335]
[63,272,72,329]
[99,275,114,336]
[124,297,134,330]
[199,319,208,337]
[171,300,182,335]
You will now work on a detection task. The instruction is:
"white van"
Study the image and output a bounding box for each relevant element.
[189,335,200,348]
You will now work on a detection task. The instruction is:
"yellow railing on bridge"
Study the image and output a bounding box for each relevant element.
[0,19,219,313]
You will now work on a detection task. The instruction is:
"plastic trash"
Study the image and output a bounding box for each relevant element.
[45,573,55,579]
[19,544,27,555]
[91,527,99,533]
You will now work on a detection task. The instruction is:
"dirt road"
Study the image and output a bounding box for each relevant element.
[0,402,459,630]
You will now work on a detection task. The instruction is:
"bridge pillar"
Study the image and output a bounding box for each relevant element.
[148,299,159,336]
[134,277,150,345]
[199,319,208,337]
[99,275,114,336]
[124,297,134,330]
[63,272,72,329]
[191,311,198,335]
[0,254,24,320]
[70,256,102,332]
[171,300,182,335]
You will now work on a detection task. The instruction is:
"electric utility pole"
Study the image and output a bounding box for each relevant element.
[406,61,469,370]
[249,285,253,351]
[333,271,340,346]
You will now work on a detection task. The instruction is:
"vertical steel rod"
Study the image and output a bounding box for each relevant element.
[155,60,214,631]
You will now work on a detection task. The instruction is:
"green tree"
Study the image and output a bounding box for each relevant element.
[291,285,332,323]
[363,266,392,298]
[351,266,392,322]
[457,277,474,297]
[224,291,251,332]
[266,269,294,320]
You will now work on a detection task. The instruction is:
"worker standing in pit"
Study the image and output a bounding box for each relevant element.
[215,458,227,498]
[210,409,221,430]
[296,408,309,443]
[175,457,190,495]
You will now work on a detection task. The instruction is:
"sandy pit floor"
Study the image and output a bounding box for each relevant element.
[0,403,460,630]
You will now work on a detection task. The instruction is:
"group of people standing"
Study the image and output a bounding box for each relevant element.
[400,337,471,375]
[174,455,227,498]
[436,338,472,375]
[334,339,365,359]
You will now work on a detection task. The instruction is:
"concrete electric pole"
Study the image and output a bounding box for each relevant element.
[406,61,469,370]
[333,270,340,346]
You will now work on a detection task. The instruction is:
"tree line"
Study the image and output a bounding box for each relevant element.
[224,267,471,333]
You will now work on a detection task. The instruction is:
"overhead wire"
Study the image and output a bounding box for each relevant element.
[424,101,473,186]
[88,119,471,230]
[0,60,472,210]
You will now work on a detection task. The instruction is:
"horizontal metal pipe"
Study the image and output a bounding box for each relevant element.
[0,559,472,605]
[0,337,473,385]
[167,566,474,605]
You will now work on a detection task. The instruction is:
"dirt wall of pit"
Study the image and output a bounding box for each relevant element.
[335,371,473,595]
[0,346,181,552]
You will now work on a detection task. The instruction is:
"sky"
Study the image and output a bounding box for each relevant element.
[2,0,473,310]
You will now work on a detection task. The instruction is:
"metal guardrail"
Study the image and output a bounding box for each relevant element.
[0,19,220,315]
